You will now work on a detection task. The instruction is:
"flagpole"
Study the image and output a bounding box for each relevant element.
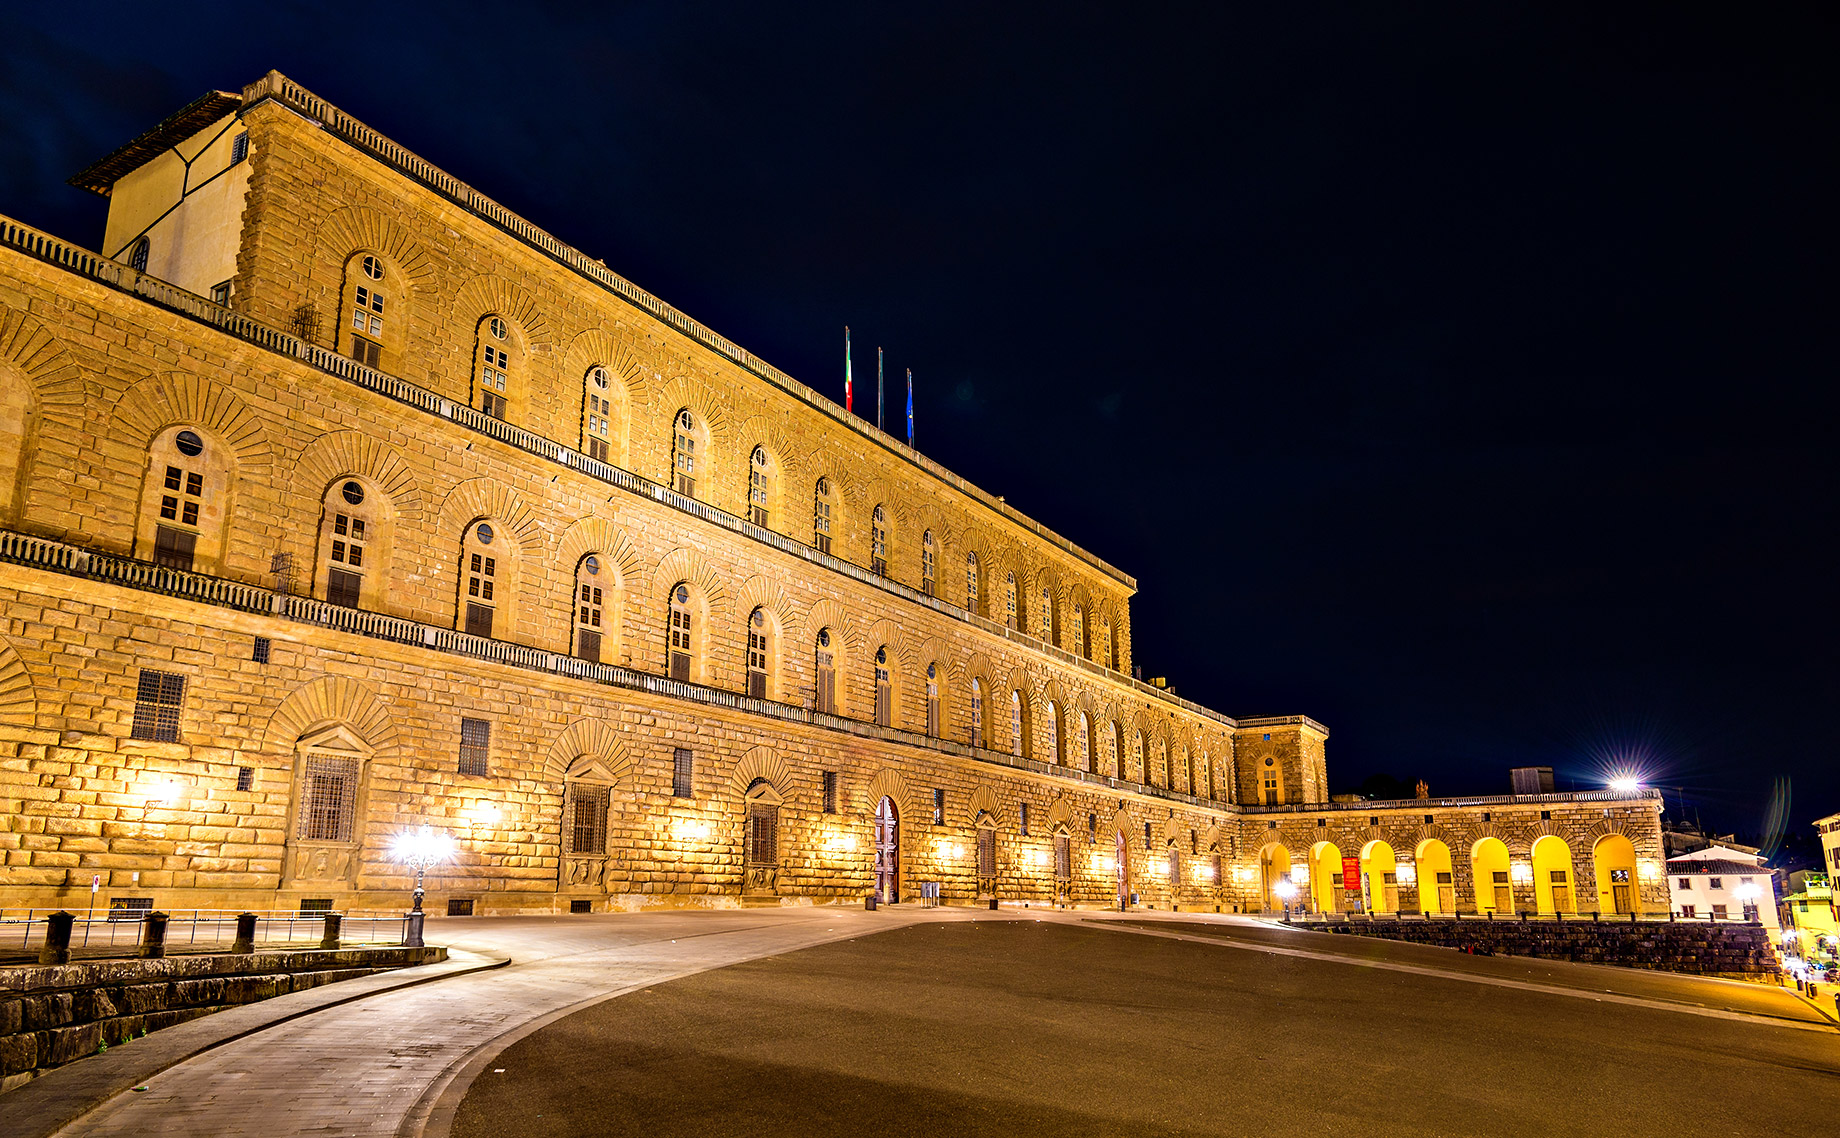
[906,368,914,448]
[844,327,853,414]
[877,347,884,431]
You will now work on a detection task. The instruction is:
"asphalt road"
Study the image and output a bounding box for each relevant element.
[452,916,1840,1138]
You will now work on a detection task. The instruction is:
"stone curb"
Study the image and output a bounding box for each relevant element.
[0,945,508,1138]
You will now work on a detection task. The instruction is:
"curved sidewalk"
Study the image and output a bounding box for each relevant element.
[22,907,943,1138]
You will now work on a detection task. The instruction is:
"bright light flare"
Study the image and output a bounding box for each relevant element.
[1607,775,1642,793]
[390,825,455,867]
[1274,881,1297,901]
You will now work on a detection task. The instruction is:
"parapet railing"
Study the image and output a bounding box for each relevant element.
[0,211,1241,735]
[239,70,1135,592]
[1280,909,1762,925]
[0,528,1232,815]
[0,908,411,963]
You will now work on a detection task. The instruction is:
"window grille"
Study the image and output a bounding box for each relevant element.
[1020,802,1030,836]
[236,766,253,792]
[458,717,491,776]
[822,770,839,814]
[299,754,358,841]
[932,788,945,825]
[977,826,996,877]
[252,636,271,664]
[747,805,778,865]
[1144,822,1153,848]
[447,898,474,916]
[230,131,248,162]
[299,898,333,915]
[672,748,694,798]
[571,899,593,914]
[130,669,185,742]
[568,784,609,854]
[130,238,149,272]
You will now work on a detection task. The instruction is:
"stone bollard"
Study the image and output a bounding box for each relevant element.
[319,912,342,950]
[232,912,258,954]
[140,911,169,959]
[988,898,999,911]
[864,894,877,911]
[39,910,75,966]
[404,910,425,948]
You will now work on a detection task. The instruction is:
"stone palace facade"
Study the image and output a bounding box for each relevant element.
[0,72,1666,917]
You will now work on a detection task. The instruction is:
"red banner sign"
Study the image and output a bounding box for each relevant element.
[1342,856,1361,887]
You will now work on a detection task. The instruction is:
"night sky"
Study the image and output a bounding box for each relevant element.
[1,6,1831,843]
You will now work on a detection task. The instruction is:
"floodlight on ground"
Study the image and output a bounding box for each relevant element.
[1274,881,1297,901]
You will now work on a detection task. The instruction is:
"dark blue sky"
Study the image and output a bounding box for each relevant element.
[2,4,1832,838]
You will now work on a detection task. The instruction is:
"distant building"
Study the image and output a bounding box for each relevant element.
[1783,875,1835,948]
[1667,846,1781,942]
[1817,812,1840,881]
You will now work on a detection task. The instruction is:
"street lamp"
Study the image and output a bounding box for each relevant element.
[390,826,455,946]
[1607,776,1641,794]
[1274,879,1298,919]
[1734,881,1761,923]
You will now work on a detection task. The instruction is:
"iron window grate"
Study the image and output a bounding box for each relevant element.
[459,717,491,776]
[130,669,185,742]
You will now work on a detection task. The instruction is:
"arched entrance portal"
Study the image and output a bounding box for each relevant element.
[1309,841,1343,914]
[1593,834,1640,916]
[1415,839,1455,915]
[1259,843,1292,911]
[873,796,899,904]
[1361,841,1398,914]
[1472,838,1512,914]
[1532,835,1574,915]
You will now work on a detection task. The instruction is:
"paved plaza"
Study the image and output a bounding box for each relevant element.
[8,909,1838,1137]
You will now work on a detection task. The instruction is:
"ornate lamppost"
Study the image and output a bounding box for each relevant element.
[390,825,455,947]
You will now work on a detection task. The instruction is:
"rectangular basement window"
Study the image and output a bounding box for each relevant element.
[447,898,475,916]
[299,898,333,915]
[236,766,253,791]
[672,748,694,798]
[570,899,592,914]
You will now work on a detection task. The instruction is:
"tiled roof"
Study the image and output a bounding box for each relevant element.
[69,91,241,195]
[1667,860,1766,877]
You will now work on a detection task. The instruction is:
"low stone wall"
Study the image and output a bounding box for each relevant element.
[1306,917,1779,981]
[0,945,443,1091]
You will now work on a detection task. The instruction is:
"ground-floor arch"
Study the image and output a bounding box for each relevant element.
[1532,835,1574,915]
[1592,833,1639,916]
[1309,840,1342,913]
[1361,839,1398,913]
[1259,843,1293,911]
[1472,837,1512,914]
[1415,838,1454,914]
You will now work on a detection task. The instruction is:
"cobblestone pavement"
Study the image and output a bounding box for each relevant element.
[33,907,1837,1137]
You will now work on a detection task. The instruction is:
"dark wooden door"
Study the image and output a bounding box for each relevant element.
[873,796,898,903]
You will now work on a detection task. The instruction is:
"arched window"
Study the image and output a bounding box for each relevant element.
[1105,721,1121,777]
[473,315,522,422]
[672,410,698,497]
[812,477,834,553]
[460,520,500,638]
[1111,620,1122,674]
[1071,605,1086,659]
[341,253,398,370]
[1130,731,1144,782]
[1053,829,1073,886]
[746,607,770,698]
[966,552,980,613]
[1098,616,1111,669]
[1076,712,1091,772]
[870,505,888,577]
[1152,737,1169,788]
[925,662,940,737]
[744,778,782,883]
[1010,690,1023,757]
[1262,757,1282,805]
[667,583,694,680]
[138,426,232,573]
[582,366,615,464]
[747,447,772,527]
[317,478,387,611]
[574,554,607,662]
[969,678,983,746]
[128,237,150,273]
[1046,701,1061,764]
[1039,588,1054,645]
[1005,572,1018,630]
[920,531,936,596]
[815,628,837,714]
[873,646,893,727]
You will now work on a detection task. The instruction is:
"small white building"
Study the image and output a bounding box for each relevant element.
[1666,845,1781,942]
